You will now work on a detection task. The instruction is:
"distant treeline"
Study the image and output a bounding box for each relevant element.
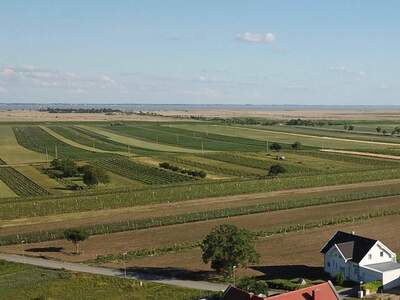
[41,108,123,114]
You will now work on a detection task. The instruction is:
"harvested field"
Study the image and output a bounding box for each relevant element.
[106,215,400,279]
[2,178,400,235]
[3,195,400,262]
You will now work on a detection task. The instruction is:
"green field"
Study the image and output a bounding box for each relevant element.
[3,118,400,294]
[0,260,216,300]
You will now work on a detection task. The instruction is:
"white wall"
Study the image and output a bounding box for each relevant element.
[359,242,395,266]
[325,246,347,277]
[382,269,400,290]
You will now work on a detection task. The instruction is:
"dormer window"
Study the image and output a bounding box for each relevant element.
[380,251,384,257]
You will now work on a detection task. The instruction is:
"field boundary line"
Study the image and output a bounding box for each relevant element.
[321,149,400,160]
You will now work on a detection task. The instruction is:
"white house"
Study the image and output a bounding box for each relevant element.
[321,231,400,291]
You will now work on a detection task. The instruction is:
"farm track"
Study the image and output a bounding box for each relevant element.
[2,193,400,262]
[2,178,400,235]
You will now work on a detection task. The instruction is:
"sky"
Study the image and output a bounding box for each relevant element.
[0,1,399,105]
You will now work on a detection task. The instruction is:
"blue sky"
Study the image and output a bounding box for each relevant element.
[0,1,399,104]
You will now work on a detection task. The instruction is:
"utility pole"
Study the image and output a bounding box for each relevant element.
[266,140,269,153]
[55,144,58,159]
[201,140,204,154]
[45,147,49,162]
[176,134,179,144]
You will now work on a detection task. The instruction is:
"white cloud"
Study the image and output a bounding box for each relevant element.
[237,32,276,44]
[0,66,117,90]
[329,66,366,77]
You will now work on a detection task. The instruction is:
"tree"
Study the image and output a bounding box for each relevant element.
[348,125,354,131]
[64,228,89,254]
[82,166,110,186]
[382,129,388,135]
[50,158,78,177]
[269,142,282,152]
[291,141,301,151]
[344,124,348,130]
[376,127,382,133]
[268,164,286,176]
[201,224,259,276]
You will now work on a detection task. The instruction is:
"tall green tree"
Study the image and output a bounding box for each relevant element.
[64,228,89,254]
[269,142,282,152]
[82,166,110,186]
[291,141,301,150]
[201,224,259,276]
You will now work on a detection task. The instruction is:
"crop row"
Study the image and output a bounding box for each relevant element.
[12,126,113,160]
[0,167,49,197]
[91,158,196,185]
[2,167,400,220]
[2,187,400,246]
[204,152,318,176]
[107,123,283,151]
[93,208,400,263]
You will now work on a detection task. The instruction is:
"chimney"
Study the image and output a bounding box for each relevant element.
[351,231,355,235]
[312,289,319,300]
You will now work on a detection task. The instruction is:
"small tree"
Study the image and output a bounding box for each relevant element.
[291,141,301,151]
[270,142,282,152]
[382,129,388,135]
[348,125,354,131]
[50,158,78,177]
[64,228,89,254]
[201,224,259,276]
[268,164,286,176]
[376,127,382,133]
[82,166,110,186]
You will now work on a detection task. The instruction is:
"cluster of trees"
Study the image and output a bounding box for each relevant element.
[344,124,355,131]
[42,108,122,113]
[269,141,301,151]
[49,159,110,187]
[376,126,400,136]
[159,162,207,178]
[286,118,329,127]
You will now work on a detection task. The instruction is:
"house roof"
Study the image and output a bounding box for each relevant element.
[321,231,377,263]
[267,281,340,300]
[363,262,400,273]
[222,282,339,300]
[221,285,264,300]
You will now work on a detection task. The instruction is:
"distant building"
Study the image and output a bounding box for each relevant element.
[222,281,339,300]
[321,231,400,290]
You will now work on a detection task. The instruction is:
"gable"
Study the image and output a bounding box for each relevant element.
[359,241,395,265]
[321,231,377,263]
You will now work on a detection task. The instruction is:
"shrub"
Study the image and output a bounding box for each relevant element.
[82,166,110,186]
[268,164,286,176]
[50,158,78,177]
[238,277,268,295]
[361,281,382,293]
[265,279,302,291]
[270,143,282,151]
[335,272,344,285]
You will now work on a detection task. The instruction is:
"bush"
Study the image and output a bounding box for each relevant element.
[159,162,207,178]
[268,164,286,176]
[237,277,268,295]
[265,279,302,291]
[361,281,382,293]
[82,166,110,186]
[335,272,344,285]
[270,143,282,151]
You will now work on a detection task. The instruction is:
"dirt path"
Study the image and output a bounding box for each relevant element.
[2,178,400,235]
[321,149,400,160]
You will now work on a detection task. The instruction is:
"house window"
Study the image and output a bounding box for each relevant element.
[327,262,331,267]
[368,254,372,259]
[380,251,384,257]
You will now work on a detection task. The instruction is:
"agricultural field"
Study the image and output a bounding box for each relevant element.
[2,117,400,292]
[0,260,215,300]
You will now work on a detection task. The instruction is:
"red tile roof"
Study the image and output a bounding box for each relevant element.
[222,282,339,300]
[267,281,340,300]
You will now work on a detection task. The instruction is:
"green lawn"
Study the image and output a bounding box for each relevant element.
[0,260,218,300]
